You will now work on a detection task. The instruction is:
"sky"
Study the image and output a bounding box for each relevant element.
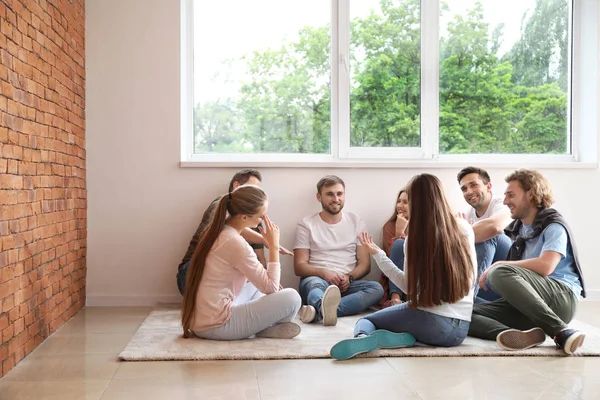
[193,0,561,105]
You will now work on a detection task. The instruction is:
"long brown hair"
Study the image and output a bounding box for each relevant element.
[181,185,268,338]
[405,174,474,308]
[386,188,407,224]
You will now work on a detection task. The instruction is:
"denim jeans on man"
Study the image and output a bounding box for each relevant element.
[474,234,512,301]
[299,276,383,319]
[176,260,190,295]
[355,302,469,347]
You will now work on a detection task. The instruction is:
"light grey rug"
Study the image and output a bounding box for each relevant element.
[119,310,600,360]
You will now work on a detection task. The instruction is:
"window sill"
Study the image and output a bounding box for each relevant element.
[180,159,598,170]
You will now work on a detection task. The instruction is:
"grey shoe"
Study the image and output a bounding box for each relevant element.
[299,305,316,324]
[321,285,341,326]
[255,322,301,339]
[496,327,546,350]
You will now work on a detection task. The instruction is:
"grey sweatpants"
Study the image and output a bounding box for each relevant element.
[194,285,301,341]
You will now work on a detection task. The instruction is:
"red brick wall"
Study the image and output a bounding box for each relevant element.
[0,0,86,377]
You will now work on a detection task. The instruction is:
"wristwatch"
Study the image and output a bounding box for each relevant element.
[347,274,355,283]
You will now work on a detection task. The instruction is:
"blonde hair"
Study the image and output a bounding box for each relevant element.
[505,169,554,209]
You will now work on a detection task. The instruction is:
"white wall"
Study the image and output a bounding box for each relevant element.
[86,0,600,305]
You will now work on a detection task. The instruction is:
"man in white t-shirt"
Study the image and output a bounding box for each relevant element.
[457,166,513,301]
[294,175,384,326]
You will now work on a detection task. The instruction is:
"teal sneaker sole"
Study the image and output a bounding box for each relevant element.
[371,330,417,349]
[330,335,378,360]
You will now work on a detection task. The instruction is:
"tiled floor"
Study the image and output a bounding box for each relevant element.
[1,302,599,399]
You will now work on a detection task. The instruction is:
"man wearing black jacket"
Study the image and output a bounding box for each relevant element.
[468,169,586,355]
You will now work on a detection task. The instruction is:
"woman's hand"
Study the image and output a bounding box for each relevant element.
[357,232,382,255]
[258,215,280,252]
[395,215,408,236]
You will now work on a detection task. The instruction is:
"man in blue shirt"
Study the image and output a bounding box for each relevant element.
[468,169,586,355]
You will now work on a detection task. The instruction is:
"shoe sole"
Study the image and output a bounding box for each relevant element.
[255,322,301,339]
[322,285,341,326]
[496,327,546,351]
[330,330,416,360]
[564,332,585,355]
[299,306,316,324]
[330,335,378,360]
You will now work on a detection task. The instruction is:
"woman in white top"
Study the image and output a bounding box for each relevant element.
[181,185,302,340]
[330,174,477,360]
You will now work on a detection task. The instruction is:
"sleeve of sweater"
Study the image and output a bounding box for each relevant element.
[372,249,407,293]
[219,235,280,294]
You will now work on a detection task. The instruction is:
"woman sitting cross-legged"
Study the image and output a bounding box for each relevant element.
[181,185,302,340]
[330,174,477,360]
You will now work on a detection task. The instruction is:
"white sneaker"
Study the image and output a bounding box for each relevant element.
[321,285,341,326]
[299,305,316,324]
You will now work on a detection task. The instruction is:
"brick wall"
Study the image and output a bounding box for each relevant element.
[0,0,86,377]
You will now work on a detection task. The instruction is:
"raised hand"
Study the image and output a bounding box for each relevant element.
[357,232,382,255]
[395,214,408,235]
[258,215,280,251]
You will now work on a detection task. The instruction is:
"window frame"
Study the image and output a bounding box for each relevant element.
[180,0,598,168]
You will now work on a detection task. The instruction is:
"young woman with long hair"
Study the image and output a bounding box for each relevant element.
[378,188,409,307]
[181,185,302,340]
[330,174,477,360]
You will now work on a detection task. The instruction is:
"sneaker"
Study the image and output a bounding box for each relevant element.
[496,327,546,351]
[554,328,585,355]
[255,322,301,339]
[321,285,341,326]
[299,305,316,324]
[370,330,417,349]
[330,330,416,361]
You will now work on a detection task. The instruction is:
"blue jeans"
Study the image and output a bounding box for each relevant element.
[475,234,512,301]
[299,276,383,318]
[388,239,406,297]
[356,302,470,347]
[177,261,190,295]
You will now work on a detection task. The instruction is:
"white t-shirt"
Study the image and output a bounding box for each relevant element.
[466,197,509,224]
[294,212,367,275]
[372,218,477,321]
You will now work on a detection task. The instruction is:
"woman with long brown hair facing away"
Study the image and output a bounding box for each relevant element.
[378,188,409,307]
[181,185,302,340]
[330,174,477,360]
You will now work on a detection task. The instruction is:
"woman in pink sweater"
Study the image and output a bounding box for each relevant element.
[181,185,302,340]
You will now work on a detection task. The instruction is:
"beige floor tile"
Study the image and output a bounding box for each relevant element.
[31,334,133,356]
[1,354,120,382]
[0,380,110,400]
[52,314,148,336]
[387,356,541,376]
[113,360,256,383]
[542,372,600,399]
[405,370,578,400]
[253,357,396,379]
[99,379,260,400]
[258,374,420,400]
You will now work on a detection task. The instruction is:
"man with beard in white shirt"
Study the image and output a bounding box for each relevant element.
[293,175,384,326]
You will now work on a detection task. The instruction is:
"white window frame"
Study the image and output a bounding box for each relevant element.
[180,0,598,168]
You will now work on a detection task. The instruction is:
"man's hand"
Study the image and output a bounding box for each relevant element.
[279,246,294,256]
[321,270,342,286]
[338,274,350,292]
[479,262,500,290]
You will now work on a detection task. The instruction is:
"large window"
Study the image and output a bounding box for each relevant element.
[182,0,596,165]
